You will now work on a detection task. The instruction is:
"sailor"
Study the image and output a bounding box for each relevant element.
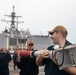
[17,40,39,75]
[36,25,76,75]
[0,48,11,75]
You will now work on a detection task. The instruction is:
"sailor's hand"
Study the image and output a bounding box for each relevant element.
[36,46,50,66]
[39,46,50,58]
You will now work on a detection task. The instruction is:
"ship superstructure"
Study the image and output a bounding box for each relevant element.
[0,6,53,53]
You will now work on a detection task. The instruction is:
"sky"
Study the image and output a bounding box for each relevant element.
[0,0,76,43]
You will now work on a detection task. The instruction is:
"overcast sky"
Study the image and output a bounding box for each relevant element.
[0,0,76,43]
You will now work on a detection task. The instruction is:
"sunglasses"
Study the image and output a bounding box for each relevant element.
[28,44,33,46]
[49,32,55,35]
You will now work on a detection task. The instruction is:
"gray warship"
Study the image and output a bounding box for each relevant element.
[0,6,53,53]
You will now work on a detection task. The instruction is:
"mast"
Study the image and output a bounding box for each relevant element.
[1,5,24,33]
[1,5,24,51]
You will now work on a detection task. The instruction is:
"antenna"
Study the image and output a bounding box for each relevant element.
[13,5,14,12]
